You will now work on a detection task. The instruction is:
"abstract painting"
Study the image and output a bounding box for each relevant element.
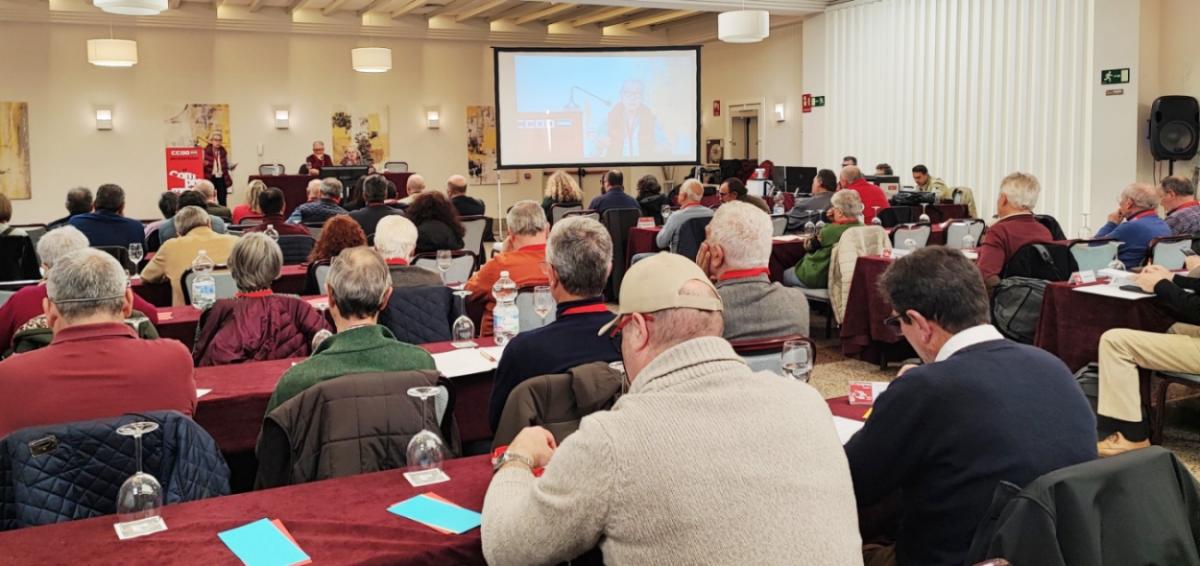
[331,106,389,166]
[0,102,31,200]
[164,103,232,151]
[467,105,516,185]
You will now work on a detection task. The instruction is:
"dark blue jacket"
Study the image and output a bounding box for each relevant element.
[588,187,640,215]
[1095,212,1172,268]
[68,210,145,248]
[489,297,621,432]
[844,339,1097,566]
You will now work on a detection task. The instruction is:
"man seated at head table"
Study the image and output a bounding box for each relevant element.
[975,172,1053,289]
[1160,175,1200,236]
[305,140,334,176]
[1095,182,1172,269]
[287,178,348,225]
[488,216,621,433]
[481,253,862,566]
[244,187,312,237]
[265,247,435,415]
[844,247,1096,566]
[783,189,863,289]
[698,201,809,341]
[373,215,443,289]
[158,186,229,242]
[465,201,550,336]
[0,249,195,438]
[0,226,160,351]
[140,206,239,307]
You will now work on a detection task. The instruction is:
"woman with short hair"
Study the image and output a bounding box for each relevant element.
[784,190,865,289]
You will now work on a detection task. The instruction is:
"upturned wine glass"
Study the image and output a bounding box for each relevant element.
[116,421,163,523]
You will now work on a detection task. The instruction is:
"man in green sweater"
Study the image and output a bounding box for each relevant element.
[783,190,864,288]
[266,246,435,414]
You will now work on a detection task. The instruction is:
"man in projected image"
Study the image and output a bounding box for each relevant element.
[599,79,670,159]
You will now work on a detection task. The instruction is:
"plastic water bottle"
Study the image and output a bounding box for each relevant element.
[492,271,519,346]
[772,192,785,215]
[190,249,216,310]
[264,224,279,241]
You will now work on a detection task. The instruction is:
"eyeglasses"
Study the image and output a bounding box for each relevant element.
[608,313,654,352]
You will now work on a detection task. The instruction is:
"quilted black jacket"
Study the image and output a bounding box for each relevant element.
[0,411,229,530]
[378,285,454,344]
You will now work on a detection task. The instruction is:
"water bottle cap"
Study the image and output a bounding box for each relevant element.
[500,271,510,277]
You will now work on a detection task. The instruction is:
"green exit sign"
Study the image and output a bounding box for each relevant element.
[813,96,825,107]
[1101,68,1129,85]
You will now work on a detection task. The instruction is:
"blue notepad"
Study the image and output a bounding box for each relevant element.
[218,518,311,566]
[387,494,482,534]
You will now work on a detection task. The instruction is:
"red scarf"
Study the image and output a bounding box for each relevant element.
[718,267,771,281]
[386,257,409,266]
[236,289,273,299]
[1130,209,1158,221]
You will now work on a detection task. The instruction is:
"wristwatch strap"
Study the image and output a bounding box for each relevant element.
[493,451,534,474]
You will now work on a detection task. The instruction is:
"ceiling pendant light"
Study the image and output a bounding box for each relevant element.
[351,47,392,73]
[87,39,138,67]
[93,0,168,16]
[718,0,769,44]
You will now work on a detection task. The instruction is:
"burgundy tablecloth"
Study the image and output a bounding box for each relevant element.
[827,396,871,421]
[625,227,806,283]
[248,172,411,217]
[895,203,970,222]
[135,264,309,308]
[839,256,911,364]
[1033,282,1176,372]
[0,454,491,565]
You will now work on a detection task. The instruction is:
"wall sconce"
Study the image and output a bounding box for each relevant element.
[274,107,290,129]
[95,106,113,130]
[774,103,786,123]
[426,108,441,129]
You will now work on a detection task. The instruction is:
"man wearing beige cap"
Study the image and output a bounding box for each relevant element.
[481,253,862,566]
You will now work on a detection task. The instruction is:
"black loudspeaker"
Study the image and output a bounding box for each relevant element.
[1149,96,1200,161]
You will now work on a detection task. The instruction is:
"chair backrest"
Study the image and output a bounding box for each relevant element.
[94,245,135,273]
[600,207,643,299]
[550,203,583,224]
[258,164,286,176]
[383,161,409,173]
[181,268,238,305]
[1149,235,1193,270]
[491,361,622,450]
[459,215,488,258]
[0,236,40,282]
[564,209,599,221]
[413,250,476,284]
[945,219,986,249]
[515,286,557,333]
[145,226,163,253]
[1034,214,1067,241]
[1069,239,1122,272]
[676,216,713,260]
[239,218,264,226]
[829,225,892,324]
[891,224,932,249]
[770,214,788,237]
[378,285,455,344]
[1001,243,1077,281]
[877,207,915,228]
[729,334,814,375]
[303,221,324,239]
[14,225,46,260]
[277,234,316,265]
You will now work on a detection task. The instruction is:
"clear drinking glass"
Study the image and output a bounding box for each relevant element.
[116,421,163,523]
[804,221,816,236]
[871,206,882,226]
[1078,212,1092,240]
[436,249,453,284]
[815,219,826,231]
[661,204,672,224]
[264,224,279,241]
[904,238,918,251]
[533,285,554,326]
[406,386,446,472]
[962,234,977,250]
[918,203,931,224]
[452,289,475,341]
[127,243,143,277]
[781,340,813,382]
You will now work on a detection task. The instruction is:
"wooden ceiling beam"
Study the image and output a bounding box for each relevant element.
[355,0,389,15]
[512,2,575,25]
[390,0,426,18]
[320,0,351,15]
[565,5,637,27]
[454,0,507,22]
[247,0,267,12]
[621,9,699,30]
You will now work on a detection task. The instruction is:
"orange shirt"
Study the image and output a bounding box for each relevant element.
[465,244,549,336]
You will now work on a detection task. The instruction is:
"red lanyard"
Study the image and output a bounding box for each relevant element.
[561,303,610,316]
[1131,209,1158,221]
[1172,201,1200,214]
[386,258,409,266]
[235,289,273,299]
[718,267,770,281]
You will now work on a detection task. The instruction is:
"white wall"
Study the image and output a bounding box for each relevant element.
[1137,0,1200,185]
[1087,0,1143,228]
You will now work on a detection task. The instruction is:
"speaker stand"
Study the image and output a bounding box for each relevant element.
[1170,160,1176,175]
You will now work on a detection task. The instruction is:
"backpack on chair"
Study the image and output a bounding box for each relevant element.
[991,243,1077,344]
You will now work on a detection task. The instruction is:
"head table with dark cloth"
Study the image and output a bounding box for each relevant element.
[625,226,808,283]
[132,264,309,308]
[247,172,412,218]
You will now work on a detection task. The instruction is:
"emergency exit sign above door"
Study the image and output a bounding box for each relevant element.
[1101,68,1130,85]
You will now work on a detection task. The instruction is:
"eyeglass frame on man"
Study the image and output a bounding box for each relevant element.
[607,312,655,352]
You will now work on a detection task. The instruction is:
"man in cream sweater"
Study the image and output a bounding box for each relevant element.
[482,253,862,565]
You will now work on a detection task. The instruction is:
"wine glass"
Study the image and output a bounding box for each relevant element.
[962,234,977,250]
[903,238,918,251]
[452,289,475,341]
[660,204,672,224]
[803,221,816,236]
[918,203,931,224]
[264,224,279,241]
[406,386,446,472]
[815,219,826,231]
[871,206,882,226]
[127,243,143,277]
[533,285,554,326]
[311,328,333,352]
[781,340,813,382]
[436,249,453,284]
[1078,212,1092,240]
[116,421,163,523]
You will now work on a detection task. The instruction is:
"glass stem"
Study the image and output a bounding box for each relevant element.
[134,432,143,474]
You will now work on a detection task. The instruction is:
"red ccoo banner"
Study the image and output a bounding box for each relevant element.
[165,147,204,191]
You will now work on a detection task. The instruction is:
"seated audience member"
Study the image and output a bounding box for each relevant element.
[192,233,331,366]
[448,175,486,217]
[976,172,1053,289]
[0,226,159,350]
[409,191,466,254]
[245,187,310,237]
[784,190,863,289]
[1093,262,1200,456]
[232,179,267,225]
[655,179,713,254]
[874,163,894,176]
[288,178,347,225]
[698,202,809,340]
[159,189,229,241]
[1160,175,1200,236]
[374,215,442,288]
[1095,182,1172,268]
[482,253,861,565]
[0,249,195,437]
[198,179,233,222]
[304,140,333,176]
[398,174,425,207]
[542,170,584,220]
[787,168,836,231]
[635,174,668,224]
[466,201,550,336]
[141,206,239,307]
[488,217,620,432]
[845,246,1096,566]
[912,164,951,201]
[68,183,145,248]
[145,191,178,238]
[308,215,367,265]
[842,155,858,167]
[342,177,366,212]
[349,174,403,237]
[0,193,26,237]
[719,178,770,213]
[48,187,93,230]
[588,170,640,214]
[839,166,889,223]
[266,247,435,414]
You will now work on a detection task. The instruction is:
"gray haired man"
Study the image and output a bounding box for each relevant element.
[287,177,348,224]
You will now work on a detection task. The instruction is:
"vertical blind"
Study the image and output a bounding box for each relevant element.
[820,0,1092,234]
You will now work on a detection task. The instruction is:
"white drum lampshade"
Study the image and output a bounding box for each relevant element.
[718,10,770,43]
[87,39,139,68]
[351,48,392,73]
[93,0,168,16]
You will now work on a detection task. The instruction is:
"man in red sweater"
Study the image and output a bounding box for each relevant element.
[839,166,889,223]
[976,172,1053,288]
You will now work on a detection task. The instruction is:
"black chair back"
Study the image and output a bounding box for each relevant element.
[277,235,316,265]
[600,208,642,300]
[378,285,455,344]
[1034,214,1068,241]
[877,207,915,228]
[0,236,40,282]
[676,216,713,261]
[94,246,134,273]
[638,194,668,226]
[145,227,162,253]
[1001,243,1077,281]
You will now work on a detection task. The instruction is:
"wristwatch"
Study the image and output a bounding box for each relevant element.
[493,451,534,474]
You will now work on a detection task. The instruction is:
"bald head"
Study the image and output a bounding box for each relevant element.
[840,166,863,184]
[679,179,704,203]
[447,175,468,196]
[407,174,426,196]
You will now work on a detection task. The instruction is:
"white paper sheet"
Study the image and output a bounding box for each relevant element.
[833,416,865,445]
[196,388,213,398]
[1072,284,1153,301]
[432,347,504,378]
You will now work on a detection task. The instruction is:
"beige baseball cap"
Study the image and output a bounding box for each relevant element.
[598,252,724,336]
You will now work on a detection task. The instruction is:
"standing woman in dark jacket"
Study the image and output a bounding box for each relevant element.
[192,233,331,366]
[408,191,466,253]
